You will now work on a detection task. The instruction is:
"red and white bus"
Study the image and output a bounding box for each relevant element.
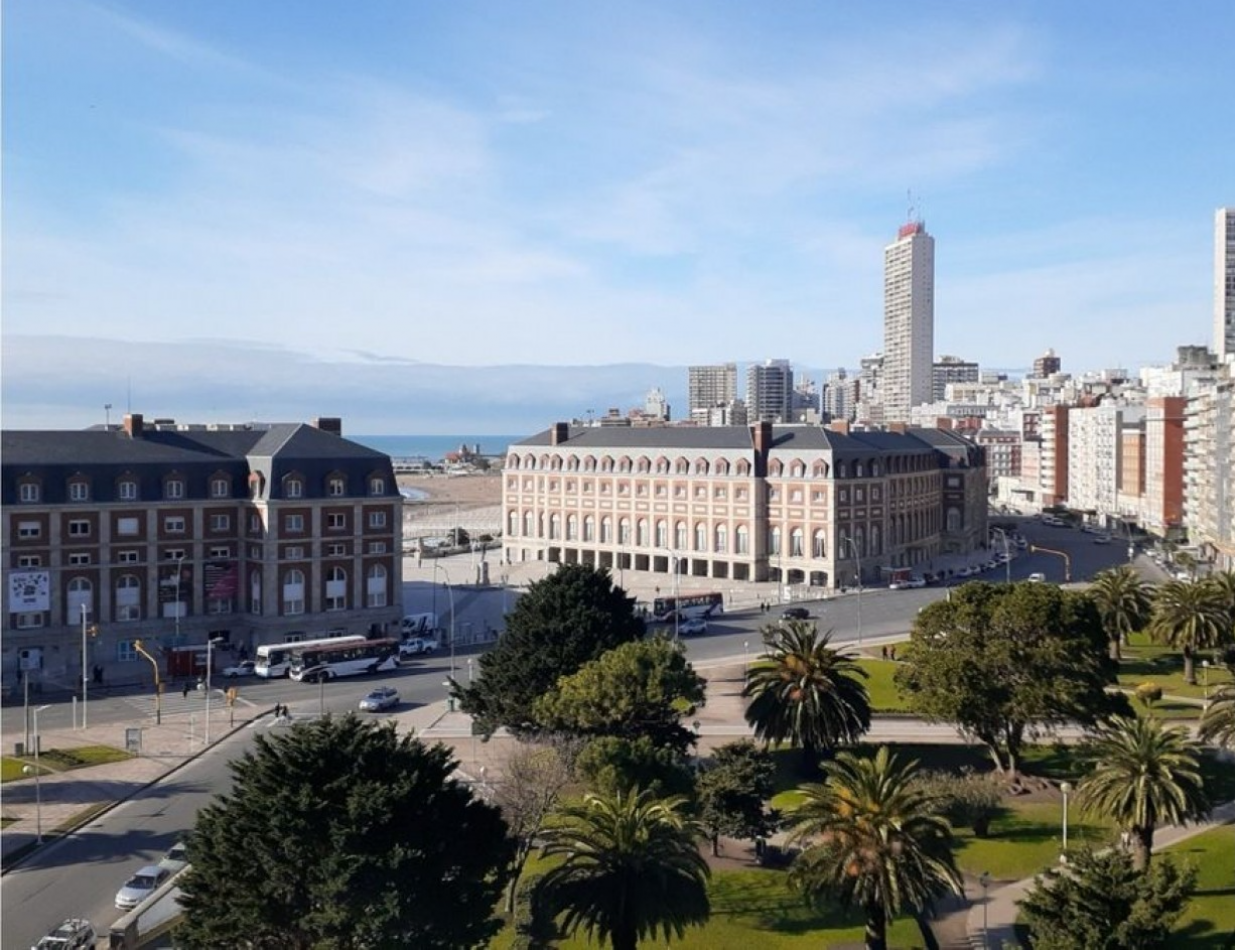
[255,635,366,679]
[288,638,400,683]
[650,591,724,623]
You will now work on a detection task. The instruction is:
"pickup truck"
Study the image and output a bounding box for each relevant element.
[399,636,440,657]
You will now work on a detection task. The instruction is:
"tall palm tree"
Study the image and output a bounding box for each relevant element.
[1074,715,1209,871]
[1146,579,1228,684]
[533,787,710,950]
[1198,646,1235,750]
[785,746,963,950]
[742,622,871,774]
[1206,570,1235,632]
[1088,565,1152,660]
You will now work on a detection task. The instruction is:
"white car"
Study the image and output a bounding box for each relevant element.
[115,864,170,910]
[359,686,400,712]
[399,637,440,657]
[221,660,255,678]
[1028,572,1046,583]
[678,618,708,635]
[904,576,927,589]
[32,918,96,950]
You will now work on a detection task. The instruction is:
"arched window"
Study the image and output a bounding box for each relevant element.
[567,514,578,540]
[870,525,882,556]
[735,524,749,554]
[694,458,709,475]
[735,459,751,476]
[567,456,579,471]
[813,529,827,558]
[618,518,631,545]
[946,507,962,532]
[715,524,728,554]
[656,520,668,548]
[675,458,689,475]
[508,510,519,536]
[366,564,388,608]
[769,526,782,556]
[601,517,613,543]
[791,461,805,477]
[790,527,804,557]
[637,519,648,546]
[283,569,305,616]
[325,566,348,611]
[583,516,595,541]
[523,511,534,536]
[655,457,670,474]
[600,456,614,473]
[538,513,546,538]
[715,459,730,476]
[327,475,346,496]
[674,521,687,550]
[115,575,141,622]
[283,475,303,499]
[694,523,707,552]
[550,514,561,540]
[768,460,784,477]
[250,569,262,616]
[67,577,92,624]
[508,455,520,470]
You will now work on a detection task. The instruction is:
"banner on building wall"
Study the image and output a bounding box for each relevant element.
[8,571,51,611]
[205,560,239,599]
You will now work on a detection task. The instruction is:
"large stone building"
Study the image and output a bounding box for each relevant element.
[2,414,402,686]
[502,422,986,591]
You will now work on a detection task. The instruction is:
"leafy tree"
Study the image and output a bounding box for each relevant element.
[695,740,778,856]
[532,636,706,753]
[533,787,711,950]
[742,622,871,774]
[1147,578,1229,684]
[494,744,573,914]
[1199,647,1235,749]
[574,734,696,800]
[1088,565,1152,660]
[177,715,513,950]
[1019,847,1196,950]
[457,563,645,734]
[895,581,1120,775]
[785,747,963,950]
[912,768,1003,838]
[1075,715,1210,871]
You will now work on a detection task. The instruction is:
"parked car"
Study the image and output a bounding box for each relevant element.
[677,618,708,636]
[1028,572,1047,583]
[1092,534,1112,545]
[781,606,810,620]
[32,918,96,950]
[398,637,440,657]
[115,865,171,910]
[159,841,188,873]
[904,575,927,589]
[221,660,255,678]
[359,686,400,712]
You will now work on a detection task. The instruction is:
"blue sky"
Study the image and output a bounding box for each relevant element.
[3,1,1233,431]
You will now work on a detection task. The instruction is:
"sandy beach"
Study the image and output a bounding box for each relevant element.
[397,472,502,510]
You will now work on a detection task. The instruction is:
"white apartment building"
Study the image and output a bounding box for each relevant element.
[1184,369,1235,569]
[1067,404,1144,520]
[1215,207,1235,361]
[688,364,738,418]
[883,221,935,423]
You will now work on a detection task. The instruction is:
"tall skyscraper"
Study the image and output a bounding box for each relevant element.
[1215,207,1235,361]
[1032,348,1062,378]
[688,364,738,416]
[747,359,793,423]
[883,220,935,422]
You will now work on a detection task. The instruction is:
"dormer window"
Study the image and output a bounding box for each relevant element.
[165,479,185,500]
[285,478,304,499]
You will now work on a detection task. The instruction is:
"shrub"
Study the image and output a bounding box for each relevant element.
[1135,682,1163,707]
[914,768,1004,838]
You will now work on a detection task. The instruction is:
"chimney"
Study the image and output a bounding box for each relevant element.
[751,421,773,477]
[123,413,144,439]
[888,422,908,434]
[827,420,850,435]
[550,422,570,445]
[313,417,343,436]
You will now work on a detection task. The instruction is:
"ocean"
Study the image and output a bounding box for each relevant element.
[353,434,524,462]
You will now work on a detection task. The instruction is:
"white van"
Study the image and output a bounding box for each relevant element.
[400,613,438,637]
[1028,572,1046,583]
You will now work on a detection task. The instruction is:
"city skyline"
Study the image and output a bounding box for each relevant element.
[3,2,1233,432]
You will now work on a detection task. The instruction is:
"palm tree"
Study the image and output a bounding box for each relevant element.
[533,787,710,950]
[742,622,871,774]
[1206,570,1235,631]
[1198,646,1235,750]
[785,746,963,950]
[1088,565,1151,660]
[1146,579,1228,684]
[1074,715,1209,871]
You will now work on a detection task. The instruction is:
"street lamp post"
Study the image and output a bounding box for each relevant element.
[24,704,52,843]
[436,563,457,678]
[1202,659,1211,704]
[841,535,864,647]
[173,553,186,644]
[1060,781,1072,860]
[979,871,992,949]
[80,603,89,729]
[133,639,163,725]
[205,637,224,746]
[990,527,1012,584]
[671,554,681,641]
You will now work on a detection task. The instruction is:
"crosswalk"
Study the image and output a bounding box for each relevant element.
[123,689,260,719]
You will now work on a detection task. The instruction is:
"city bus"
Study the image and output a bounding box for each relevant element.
[288,638,400,683]
[650,591,724,623]
[255,634,366,679]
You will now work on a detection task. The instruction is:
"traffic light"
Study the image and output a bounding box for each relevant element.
[87,624,99,638]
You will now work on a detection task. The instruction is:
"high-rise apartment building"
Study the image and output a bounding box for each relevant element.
[746,359,794,423]
[823,369,859,423]
[1215,207,1235,361]
[883,221,935,422]
[1032,349,1062,378]
[932,355,980,401]
[688,364,738,417]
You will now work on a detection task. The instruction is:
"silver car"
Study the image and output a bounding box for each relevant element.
[115,864,170,910]
[359,686,400,712]
[32,918,96,950]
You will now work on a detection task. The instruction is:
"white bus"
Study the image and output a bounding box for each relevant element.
[289,638,400,683]
[255,635,366,679]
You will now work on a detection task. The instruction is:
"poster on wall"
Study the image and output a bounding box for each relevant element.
[8,571,51,611]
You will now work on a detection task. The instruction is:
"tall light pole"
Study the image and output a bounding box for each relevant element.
[80,603,89,729]
[436,563,456,678]
[979,871,991,949]
[991,527,1012,584]
[134,639,163,725]
[24,704,52,844]
[841,535,864,647]
[205,636,224,745]
[1060,781,1072,861]
[173,553,186,645]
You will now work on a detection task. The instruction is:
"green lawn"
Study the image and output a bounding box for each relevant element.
[1167,823,1235,948]
[1116,634,1232,703]
[855,658,912,713]
[1,745,132,783]
[954,801,1115,880]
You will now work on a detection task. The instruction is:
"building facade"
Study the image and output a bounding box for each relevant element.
[687,364,738,419]
[1184,371,1235,569]
[2,414,402,686]
[746,360,794,423]
[932,356,980,402]
[501,422,987,592]
[1216,207,1235,362]
[883,220,935,423]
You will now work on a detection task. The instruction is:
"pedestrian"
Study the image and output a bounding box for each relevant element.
[889,646,897,661]
[182,682,190,699]
[881,645,889,660]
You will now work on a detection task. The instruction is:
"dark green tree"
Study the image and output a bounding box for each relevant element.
[574,734,696,800]
[742,622,871,774]
[457,563,645,734]
[1088,565,1152,660]
[176,715,513,950]
[786,747,962,950]
[531,636,706,753]
[533,787,710,950]
[1020,847,1196,949]
[1147,578,1229,684]
[1199,646,1235,749]
[895,581,1120,775]
[695,739,778,856]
